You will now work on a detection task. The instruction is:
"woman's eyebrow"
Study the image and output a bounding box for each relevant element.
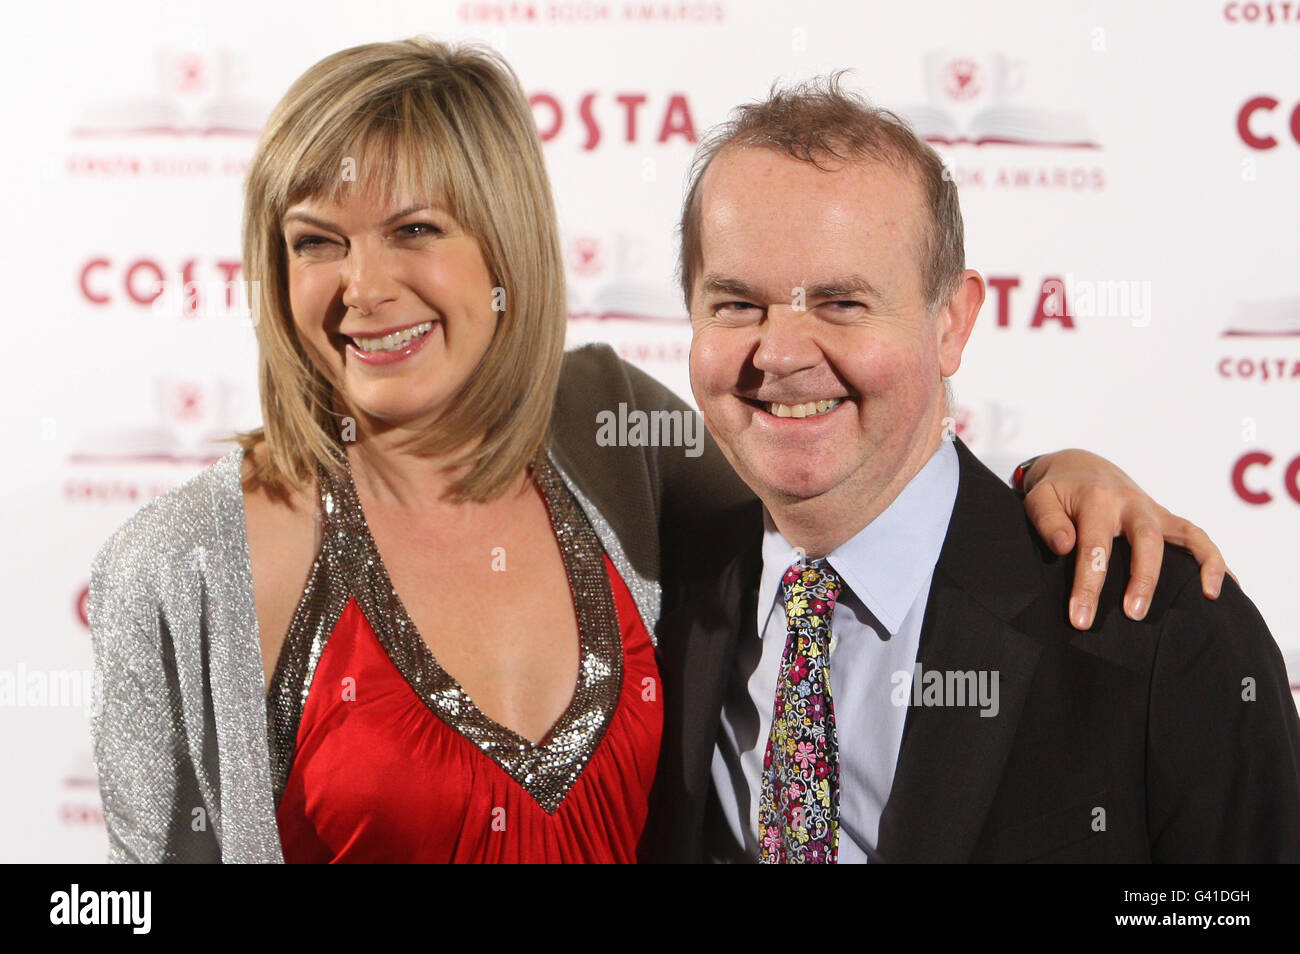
[282,202,445,231]
[379,202,443,224]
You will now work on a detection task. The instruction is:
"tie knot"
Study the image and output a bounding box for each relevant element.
[781,557,842,615]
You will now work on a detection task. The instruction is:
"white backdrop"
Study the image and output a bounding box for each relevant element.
[1,0,1296,862]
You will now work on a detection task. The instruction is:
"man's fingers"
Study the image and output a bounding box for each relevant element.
[1023,485,1076,554]
[1068,531,1112,630]
[1120,520,1165,621]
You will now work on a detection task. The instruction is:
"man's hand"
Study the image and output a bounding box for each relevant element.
[1020,449,1232,630]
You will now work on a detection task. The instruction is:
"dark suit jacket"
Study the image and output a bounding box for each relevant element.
[641,436,1300,862]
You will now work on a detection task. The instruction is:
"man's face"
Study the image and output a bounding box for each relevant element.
[688,145,965,515]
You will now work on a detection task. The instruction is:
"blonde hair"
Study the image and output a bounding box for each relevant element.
[231,37,566,501]
[678,71,965,315]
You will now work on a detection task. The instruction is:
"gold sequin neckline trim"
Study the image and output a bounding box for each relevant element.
[266,450,625,815]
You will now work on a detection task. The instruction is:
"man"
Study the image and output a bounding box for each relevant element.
[644,76,1300,862]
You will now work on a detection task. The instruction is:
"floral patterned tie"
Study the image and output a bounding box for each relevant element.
[758,557,843,864]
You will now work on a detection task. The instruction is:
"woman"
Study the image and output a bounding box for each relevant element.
[87,37,1227,863]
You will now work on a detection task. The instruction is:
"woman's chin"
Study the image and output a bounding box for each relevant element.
[339,392,452,431]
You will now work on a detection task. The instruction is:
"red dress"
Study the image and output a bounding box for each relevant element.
[265,454,663,863]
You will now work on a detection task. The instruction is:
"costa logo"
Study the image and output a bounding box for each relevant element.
[1223,2,1300,23]
[987,276,1076,329]
[528,91,697,150]
[1217,356,1300,380]
[1231,451,1300,504]
[459,2,725,24]
[1237,96,1300,150]
[79,257,242,308]
[985,274,1153,328]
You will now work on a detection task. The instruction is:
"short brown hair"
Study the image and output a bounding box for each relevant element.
[232,37,566,502]
[678,71,964,314]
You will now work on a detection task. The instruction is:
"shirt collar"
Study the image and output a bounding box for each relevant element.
[759,438,960,636]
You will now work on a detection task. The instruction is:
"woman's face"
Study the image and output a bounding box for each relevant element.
[282,184,499,432]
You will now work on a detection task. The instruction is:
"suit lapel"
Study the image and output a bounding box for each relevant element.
[875,577,1042,861]
[675,536,762,802]
[876,438,1048,862]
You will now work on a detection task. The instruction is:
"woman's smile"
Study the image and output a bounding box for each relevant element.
[343,319,440,366]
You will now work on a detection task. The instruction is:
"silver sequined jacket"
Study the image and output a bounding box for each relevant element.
[86,343,754,862]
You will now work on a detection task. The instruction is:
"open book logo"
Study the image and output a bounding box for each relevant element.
[566,234,687,323]
[945,59,982,102]
[68,376,242,465]
[905,52,1100,149]
[71,48,266,138]
[1222,296,1300,337]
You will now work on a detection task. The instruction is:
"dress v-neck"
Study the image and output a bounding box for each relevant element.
[265,448,625,815]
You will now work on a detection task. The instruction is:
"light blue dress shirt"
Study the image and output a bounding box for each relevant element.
[710,438,960,862]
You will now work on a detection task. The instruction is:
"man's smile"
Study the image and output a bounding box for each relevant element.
[764,398,845,418]
[737,394,855,422]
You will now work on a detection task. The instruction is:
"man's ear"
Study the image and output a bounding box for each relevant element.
[936,269,984,377]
